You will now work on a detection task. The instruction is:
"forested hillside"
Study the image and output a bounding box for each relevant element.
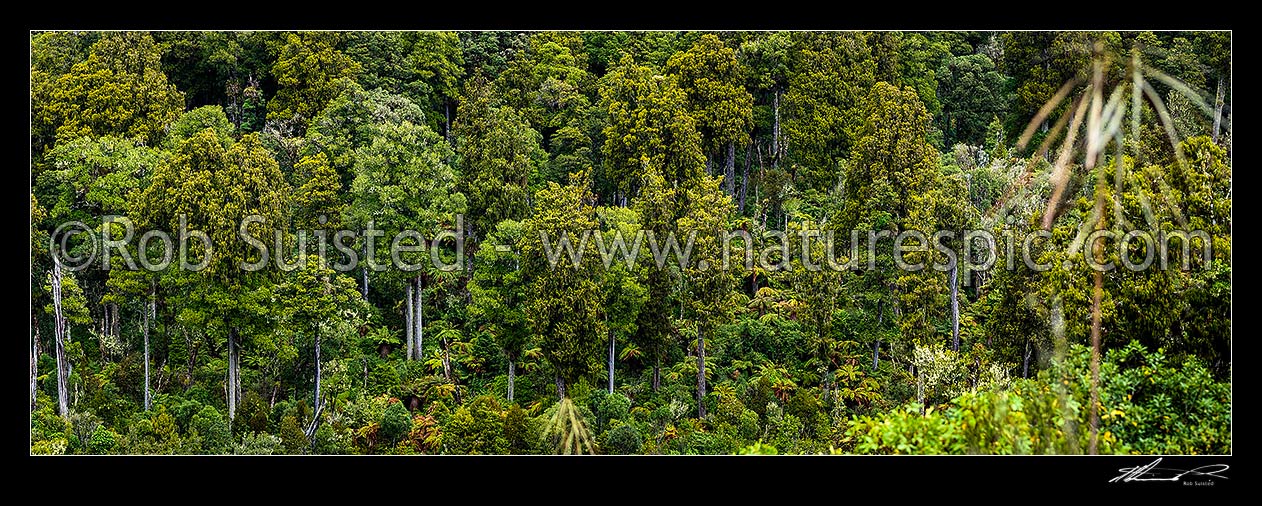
[29,31,1231,455]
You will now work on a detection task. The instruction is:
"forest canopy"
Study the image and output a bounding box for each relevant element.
[29,30,1230,456]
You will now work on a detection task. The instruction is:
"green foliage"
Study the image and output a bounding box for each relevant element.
[783,33,876,192]
[543,397,596,454]
[454,80,545,237]
[604,423,643,455]
[28,30,1230,456]
[442,395,508,454]
[666,34,754,155]
[735,441,779,455]
[279,414,308,454]
[379,399,412,445]
[268,32,360,129]
[1101,341,1230,454]
[599,54,706,201]
[342,31,463,133]
[592,391,632,433]
[237,390,270,434]
[40,135,161,224]
[937,53,1009,147]
[235,432,284,455]
[190,405,231,454]
[844,342,1223,455]
[33,32,184,154]
[522,170,606,391]
[88,425,119,454]
[166,105,234,149]
[503,403,534,454]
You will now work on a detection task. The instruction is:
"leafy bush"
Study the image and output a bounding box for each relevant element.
[173,398,204,432]
[32,438,68,455]
[313,424,354,455]
[237,390,270,435]
[604,424,643,455]
[503,403,533,454]
[1101,341,1231,454]
[379,399,412,445]
[235,432,283,455]
[442,395,506,454]
[841,343,1214,454]
[279,414,308,453]
[190,405,231,454]
[594,391,631,433]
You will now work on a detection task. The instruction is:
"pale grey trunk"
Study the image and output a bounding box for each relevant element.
[98,304,109,360]
[872,340,880,371]
[773,89,781,167]
[110,302,120,340]
[724,142,736,196]
[916,367,925,415]
[439,324,452,382]
[507,359,515,402]
[314,323,321,415]
[696,332,707,418]
[227,326,238,422]
[52,261,69,418]
[31,313,39,412]
[1212,77,1224,143]
[555,376,566,400]
[144,284,153,411]
[652,355,661,391]
[405,283,414,360]
[1023,339,1033,379]
[415,274,424,360]
[608,330,615,394]
[872,300,883,372]
[950,263,960,353]
[361,266,368,298]
[739,142,752,213]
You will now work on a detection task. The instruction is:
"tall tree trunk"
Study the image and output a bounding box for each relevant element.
[652,355,661,391]
[405,283,414,360]
[724,142,736,196]
[415,274,424,360]
[507,359,515,402]
[916,367,925,415]
[227,326,239,423]
[314,323,322,414]
[144,282,153,411]
[1022,338,1032,379]
[98,304,109,360]
[773,89,781,167]
[361,265,368,299]
[872,340,880,372]
[555,376,566,400]
[872,301,883,372]
[740,142,752,213]
[1212,77,1224,144]
[696,331,707,418]
[110,302,120,340]
[52,260,69,418]
[608,329,615,394]
[1088,265,1103,455]
[1087,166,1107,454]
[31,312,39,412]
[950,262,960,352]
[440,329,452,382]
